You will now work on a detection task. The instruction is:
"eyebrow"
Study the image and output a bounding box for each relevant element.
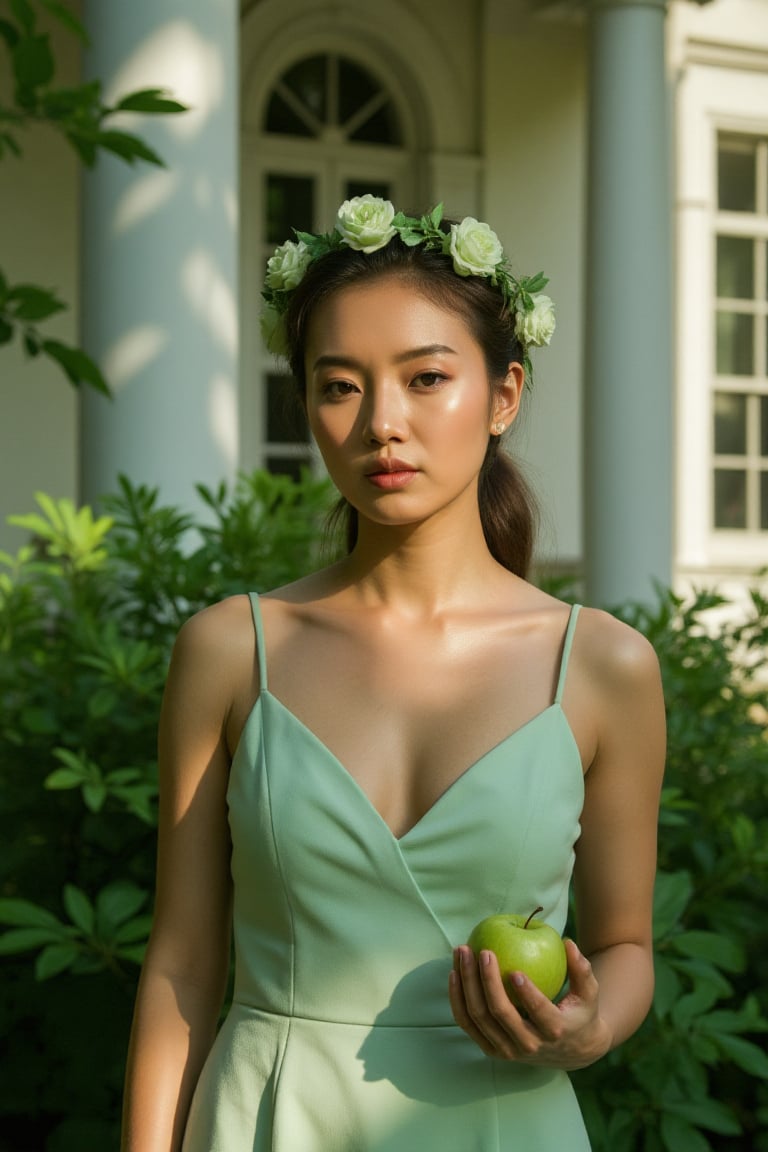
[311,343,458,372]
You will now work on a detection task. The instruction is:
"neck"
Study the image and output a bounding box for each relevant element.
[336,503,510,617]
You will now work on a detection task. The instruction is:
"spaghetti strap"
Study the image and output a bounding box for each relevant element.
[247,592,268,691]
[554,603,581,706]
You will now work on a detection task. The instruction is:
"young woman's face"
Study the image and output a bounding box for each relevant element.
[303,276,521,532]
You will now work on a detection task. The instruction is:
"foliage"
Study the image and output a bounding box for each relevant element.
[1,483,767,1148]
[0,471,337,1149]
[0,0,185,392]
[572,584,768,1152]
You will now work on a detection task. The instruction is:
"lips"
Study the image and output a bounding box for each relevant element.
[365,457,416,475]
[365,458,418,490]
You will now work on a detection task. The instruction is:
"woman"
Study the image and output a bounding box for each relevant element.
[121,197,666,1150]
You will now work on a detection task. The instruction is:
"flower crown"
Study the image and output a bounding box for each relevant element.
[260,195,555,379]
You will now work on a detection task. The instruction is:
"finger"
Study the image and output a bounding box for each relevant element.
[449,954,501,1058]
[503,969,565,1043]
[563,938,599,1003]
[459,948,529,1059]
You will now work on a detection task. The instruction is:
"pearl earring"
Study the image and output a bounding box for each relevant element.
[493,421,505,435]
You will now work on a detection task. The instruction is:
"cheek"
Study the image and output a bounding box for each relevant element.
[436,384,492,443]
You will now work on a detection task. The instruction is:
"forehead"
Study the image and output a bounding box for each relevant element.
[305,276,479,359]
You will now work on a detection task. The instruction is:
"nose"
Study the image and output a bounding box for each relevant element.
[360,381,409,445]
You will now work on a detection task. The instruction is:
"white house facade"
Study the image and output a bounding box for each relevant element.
[2,0,768,608]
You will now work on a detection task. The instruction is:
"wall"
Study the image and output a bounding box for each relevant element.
[0,11,81,554]
[483,5,587,565]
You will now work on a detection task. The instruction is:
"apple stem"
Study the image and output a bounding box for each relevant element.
[524,906,544,930]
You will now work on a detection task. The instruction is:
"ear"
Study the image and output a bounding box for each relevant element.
[489,362,525,436]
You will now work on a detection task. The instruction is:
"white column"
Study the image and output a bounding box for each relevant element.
[584,0,673,606]
[80,0,239,513]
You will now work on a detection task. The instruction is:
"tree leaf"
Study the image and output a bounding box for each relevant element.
[666,1097,741,1136]
[653,869,692,938]
[671,930,745,973]
[94,129,164,167]
[35,942,80,980]
[659,1113,712,1152]
[671,983,721,1026]
[715,1034,768,1078]
[23,329,41,355]
[44,767,85,789]
[9,0,35,33]
[13,32,55,90]
[82,781,107,812]
[41,339,110,394]
[0,898,63,930]
[37,0,89,41]
[113,88,186,115]
[113,914,153,944]
[653,955,681,1020]
[95,882,146,931]
[63,885,95,935]
[0,927,67,954]
[114,943,146,965]
[7,283,67,321]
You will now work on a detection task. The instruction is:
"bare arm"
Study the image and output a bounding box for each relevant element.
[450,610,666,1069]
[121,599,254,1150]
[571,614,666,1050]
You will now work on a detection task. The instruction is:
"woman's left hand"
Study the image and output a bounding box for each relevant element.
[449,937,613,1070]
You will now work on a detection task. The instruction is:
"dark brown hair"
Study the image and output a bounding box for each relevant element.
[283,229,538,576]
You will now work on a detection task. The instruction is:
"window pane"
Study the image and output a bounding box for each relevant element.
[714,392,747,455]
[345,180,391,201]
[266,174,314,244]
[762,471,768,531]
[762,396,768,457]
[283,55,327,121]
[718,137,757,212]
[716,312,754,376]
[350,102,402,145]
[716,236,754,299]
[714,469,747,529]
[338,58,379,125]
[266,456,307,482]
[265,91,314,137]
[266,374,309,444]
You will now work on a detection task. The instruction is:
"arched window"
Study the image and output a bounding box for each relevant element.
[265,53,403,147]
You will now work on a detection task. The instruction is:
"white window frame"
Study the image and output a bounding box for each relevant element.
[675,53,768,574]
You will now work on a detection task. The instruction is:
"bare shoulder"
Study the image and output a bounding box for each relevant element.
[176,593,254,652]
[170,594,257,699]
[575,605,662,696]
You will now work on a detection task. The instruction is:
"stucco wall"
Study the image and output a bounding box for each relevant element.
[483,13,587,565]
[0,12,81,554]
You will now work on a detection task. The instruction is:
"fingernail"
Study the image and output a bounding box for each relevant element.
[512,973,525,987]
[481,951,491,967]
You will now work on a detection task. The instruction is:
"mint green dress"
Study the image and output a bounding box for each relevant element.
[182,594,590,1151]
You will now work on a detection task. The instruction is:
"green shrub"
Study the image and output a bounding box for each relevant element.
[572,585,768,1152]
[0,470,336,1150]
[1,481,767,1150]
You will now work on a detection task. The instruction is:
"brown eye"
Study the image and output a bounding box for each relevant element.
[411,372,446,389]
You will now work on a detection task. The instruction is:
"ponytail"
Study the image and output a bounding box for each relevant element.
[478,441,537,578]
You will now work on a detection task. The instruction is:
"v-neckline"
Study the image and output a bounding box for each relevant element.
[258,689,566,844]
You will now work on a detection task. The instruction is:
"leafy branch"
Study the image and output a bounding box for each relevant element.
[0,0,186,393]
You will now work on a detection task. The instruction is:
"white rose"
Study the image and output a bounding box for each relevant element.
[336,195,397,253]
[515,293,556,347]
[449,218,504,277]
[260,303,289,357]
[265,239,311,291]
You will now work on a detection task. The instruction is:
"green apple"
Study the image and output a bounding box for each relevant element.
[467,906,567,1003]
